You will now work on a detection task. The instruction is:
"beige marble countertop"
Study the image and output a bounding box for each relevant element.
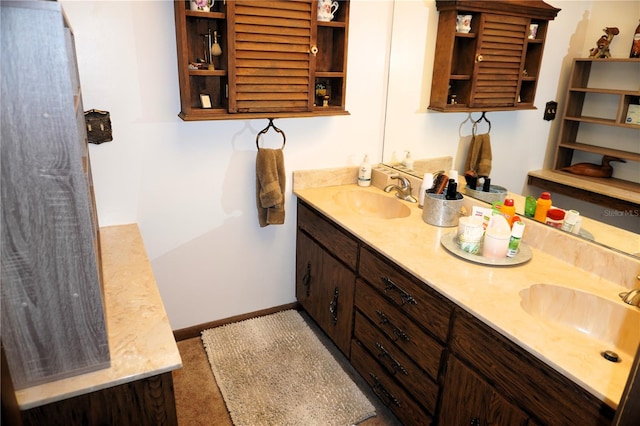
[294,182,640,410]
[15,224,183,410]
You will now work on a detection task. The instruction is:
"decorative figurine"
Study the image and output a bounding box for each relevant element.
[561,155,626,178]
[589,27,620,58]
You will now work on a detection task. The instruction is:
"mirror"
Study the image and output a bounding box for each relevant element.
[381,0,639,258]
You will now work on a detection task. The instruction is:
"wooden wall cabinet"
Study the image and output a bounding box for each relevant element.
[529,58,640,211]
[1,1,109,389]
[174,0,350,121]
[429,0,559,112]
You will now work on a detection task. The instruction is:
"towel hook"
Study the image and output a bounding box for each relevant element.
[472,111,491,136]
[458,112,473,137]
[256,118,286,150]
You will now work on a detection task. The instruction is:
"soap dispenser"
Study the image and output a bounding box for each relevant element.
[358,155,372,187]
[402,151,414,170]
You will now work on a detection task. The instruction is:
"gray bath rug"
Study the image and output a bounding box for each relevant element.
[201,309,376,425]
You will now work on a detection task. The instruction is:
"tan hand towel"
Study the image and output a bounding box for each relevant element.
[256,148,286,227]
[464,133,492,177]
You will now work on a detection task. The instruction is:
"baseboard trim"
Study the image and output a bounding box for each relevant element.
[173,302,300,341]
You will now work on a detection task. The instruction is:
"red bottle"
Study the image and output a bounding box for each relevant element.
[630,19,640,58]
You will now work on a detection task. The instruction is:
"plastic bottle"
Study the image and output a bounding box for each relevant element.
[630,19,640,58]
[561,209,580,233]
[357,155,372,187]
[418,173,434,208]
[524,196,537,218]
[402,151,414,170]
[445,179,458,200]
[499,198,516,227]
[533,192,552,223]
[507,221,525,257]
[545,208,565,228]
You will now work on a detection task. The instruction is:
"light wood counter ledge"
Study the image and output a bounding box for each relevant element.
[15,223,182,410]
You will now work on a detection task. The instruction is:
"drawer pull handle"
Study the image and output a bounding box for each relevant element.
[369,373,402,408]
[375,342,409,376]
[329,287,339,325]
[375,310,410,342]
[303,262,312,297]
[381,277,417,306]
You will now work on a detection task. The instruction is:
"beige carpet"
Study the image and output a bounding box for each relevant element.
[201,310,376,426]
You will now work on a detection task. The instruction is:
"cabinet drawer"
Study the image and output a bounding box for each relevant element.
[450,309,615,425]
[355,279,444,382]
[351,339,433,426]
[354,311,439,415]
[297,202,358,270]
[359,247,452,342]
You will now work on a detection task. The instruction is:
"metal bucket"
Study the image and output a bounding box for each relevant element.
[422,193,465,227]
[465,185,508,204]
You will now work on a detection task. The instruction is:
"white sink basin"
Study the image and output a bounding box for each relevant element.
[520,284,640,359]
[333,190,411,219]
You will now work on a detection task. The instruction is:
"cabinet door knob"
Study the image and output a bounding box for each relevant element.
[476,54,484,62]
[310,45,318,56]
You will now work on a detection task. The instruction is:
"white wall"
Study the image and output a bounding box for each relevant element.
[61,0,393,329]
[60,0,637,329]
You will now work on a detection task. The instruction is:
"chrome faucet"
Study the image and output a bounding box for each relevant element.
[620,275,640,307]
[619,288,640,307]
[384,176,417,203]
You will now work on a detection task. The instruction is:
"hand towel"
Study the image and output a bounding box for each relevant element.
[256,148,286,227]
[464,133,492,177]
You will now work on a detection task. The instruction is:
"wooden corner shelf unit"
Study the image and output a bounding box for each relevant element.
[528,58,640,212]
[174,0,350,121]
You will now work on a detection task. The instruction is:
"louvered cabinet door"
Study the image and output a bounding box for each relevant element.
[469,14,528,108]
[227,0,315,113]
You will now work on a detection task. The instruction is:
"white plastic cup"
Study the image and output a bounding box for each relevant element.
[457,216,484,254]
[483,231,510,259]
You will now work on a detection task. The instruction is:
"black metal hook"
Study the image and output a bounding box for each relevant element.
[472,111,491,136]
[256,118,286,150]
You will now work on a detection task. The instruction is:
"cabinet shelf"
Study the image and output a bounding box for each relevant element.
[571,87,640,96]
[564,115,638,127]
[557,141,640,162]
[188,69,227,77]
[185,10,225,19]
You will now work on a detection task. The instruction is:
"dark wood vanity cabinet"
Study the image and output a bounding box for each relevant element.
[296,202,357,356]
[439,356,530,425]
[351,247,454,424]
[295,199,615,425]
[174,0,350,120]
[429,0,559,112]
[447,308,615,425]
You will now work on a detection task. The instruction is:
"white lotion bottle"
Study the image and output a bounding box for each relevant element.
[402,151,414,170]
[358,155,372,187]
[419,173,434,208]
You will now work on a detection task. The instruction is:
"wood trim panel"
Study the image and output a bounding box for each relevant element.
[20,372,178,426]
[172,303,299,341]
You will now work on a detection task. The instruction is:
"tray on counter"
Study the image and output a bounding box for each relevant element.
[440,232,532,266]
